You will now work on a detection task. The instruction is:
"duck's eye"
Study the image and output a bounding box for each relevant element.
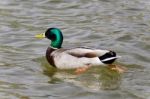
[49,34,56,40]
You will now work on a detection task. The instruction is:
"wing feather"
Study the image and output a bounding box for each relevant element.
[66,48,109,58]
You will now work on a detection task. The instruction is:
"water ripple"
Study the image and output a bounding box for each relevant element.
[0,0,150,99]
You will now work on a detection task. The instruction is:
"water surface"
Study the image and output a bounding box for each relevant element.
[0,0,150,99]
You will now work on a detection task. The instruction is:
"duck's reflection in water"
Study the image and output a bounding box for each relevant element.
[99,67,121,90]
[36,57,122,90]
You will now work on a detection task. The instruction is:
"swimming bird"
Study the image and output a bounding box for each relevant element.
[35,28,124,74]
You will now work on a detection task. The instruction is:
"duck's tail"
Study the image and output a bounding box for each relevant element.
[99,51,120,64]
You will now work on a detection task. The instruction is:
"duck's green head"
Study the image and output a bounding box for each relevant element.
[35,28,63,48]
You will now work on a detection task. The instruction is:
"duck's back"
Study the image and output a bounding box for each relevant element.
[46,47,108,69]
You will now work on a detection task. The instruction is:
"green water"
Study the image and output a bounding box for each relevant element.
[0,0,150,99]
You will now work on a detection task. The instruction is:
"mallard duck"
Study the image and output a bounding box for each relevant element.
[35,28,125,74]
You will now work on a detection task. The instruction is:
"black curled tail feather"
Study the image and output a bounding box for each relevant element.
[99,51,117,64]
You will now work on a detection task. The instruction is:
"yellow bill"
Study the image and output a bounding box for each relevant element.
[35,33,45,39]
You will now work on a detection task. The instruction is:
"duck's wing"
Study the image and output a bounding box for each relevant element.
[66,48,109,58]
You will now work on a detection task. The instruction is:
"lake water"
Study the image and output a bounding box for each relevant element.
[0,0,150,99]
